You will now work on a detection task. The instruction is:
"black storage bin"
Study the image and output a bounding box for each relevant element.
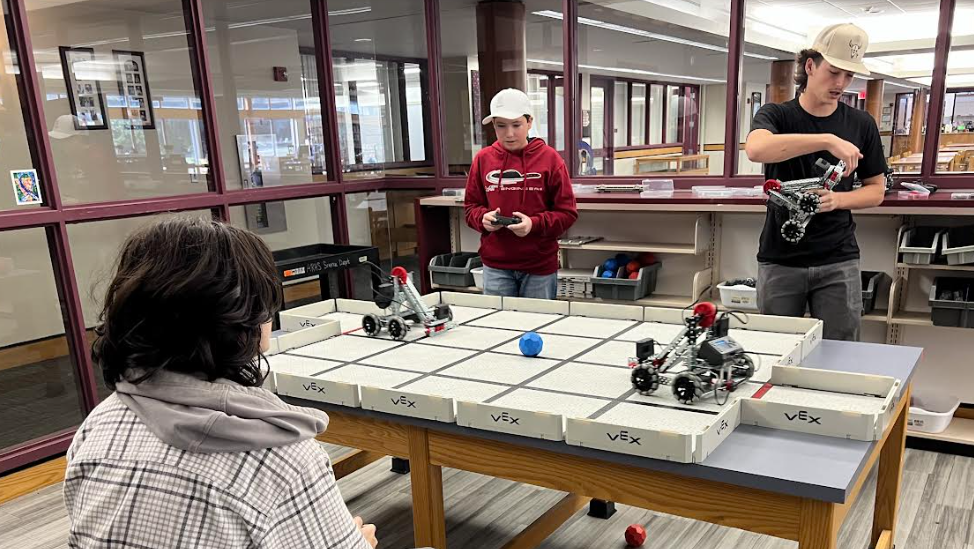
[860,271,891,315]
[590,262,661,301]
[429,252,482,287]
[929,277,974,328]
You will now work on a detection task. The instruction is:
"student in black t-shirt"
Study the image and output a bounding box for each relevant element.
[745,23,887,341]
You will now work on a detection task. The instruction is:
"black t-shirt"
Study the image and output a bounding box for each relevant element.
[752,99,887,267]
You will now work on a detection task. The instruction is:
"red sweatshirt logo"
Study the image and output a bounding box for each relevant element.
[485,169,542,192]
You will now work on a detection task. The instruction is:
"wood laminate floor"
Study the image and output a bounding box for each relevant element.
[1,445,970,549]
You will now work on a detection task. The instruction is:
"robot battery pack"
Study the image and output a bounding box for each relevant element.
[698,336,744,366]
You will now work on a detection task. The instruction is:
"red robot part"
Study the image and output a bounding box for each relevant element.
[763,179,781,194]
[693,302,718,328]
[390,266,410,285]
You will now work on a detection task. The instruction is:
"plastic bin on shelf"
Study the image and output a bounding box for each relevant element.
[429,252,482,287]
[942,226,974,266]
[898,227,943,264]
[861,271,891,315]
[590,262,661,301]
[928,276,974,328]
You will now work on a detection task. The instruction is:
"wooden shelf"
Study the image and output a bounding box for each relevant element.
[890,311,933,326]
[908,416,974,445]
[897,263,974,272]
[562,240,700,255]
[863,309,889,323]
[431,283,480,294]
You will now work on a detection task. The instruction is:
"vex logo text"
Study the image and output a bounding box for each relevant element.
[784,410,822,424]
[607,430,642,445]
[391,396,417,408]
[302,382,326,394]
[490,412,520,425]
[717,419,730,436]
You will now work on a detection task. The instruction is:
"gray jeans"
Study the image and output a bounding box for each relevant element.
[757,259,862,341]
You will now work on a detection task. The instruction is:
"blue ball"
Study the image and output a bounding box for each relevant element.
[603,258,618,273]
[602,270,615,278]
[519,332,543,357]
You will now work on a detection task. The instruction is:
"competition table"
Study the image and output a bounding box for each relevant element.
[282,339,920,549]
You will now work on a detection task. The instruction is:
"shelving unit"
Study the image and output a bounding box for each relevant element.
[897,263,974,272]
[564,241,698,255]
[863,309,889,323]
[908,417,974,445]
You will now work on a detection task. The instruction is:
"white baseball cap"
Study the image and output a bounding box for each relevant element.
[482,88,533,125]
[812,23,870,76]
[49,114,88,140]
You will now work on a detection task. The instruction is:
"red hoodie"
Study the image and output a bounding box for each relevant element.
[464,138,578,275]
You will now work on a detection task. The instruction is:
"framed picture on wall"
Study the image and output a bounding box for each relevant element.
[59,46,108,130]
[113,50,155,129]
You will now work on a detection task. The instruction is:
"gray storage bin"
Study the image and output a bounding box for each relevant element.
[590,262,661,301]
[929,277,974,328]
[899,227,943,264]
[861,271,891,315]
[429,252,482,287]
[942,226,974,266]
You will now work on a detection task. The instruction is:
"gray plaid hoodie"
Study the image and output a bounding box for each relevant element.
[63,370,373,549]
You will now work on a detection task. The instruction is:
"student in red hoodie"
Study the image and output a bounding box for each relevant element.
[464,88,578,299]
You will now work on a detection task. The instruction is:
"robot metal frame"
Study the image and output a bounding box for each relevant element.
[362,266,455,340]
[628,302,757,405]
[763,159,846,244]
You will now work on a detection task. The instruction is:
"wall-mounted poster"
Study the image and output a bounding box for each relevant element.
[113,50,155,129]
[58,46,108,130]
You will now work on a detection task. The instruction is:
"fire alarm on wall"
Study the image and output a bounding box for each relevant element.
[273,66,288,82]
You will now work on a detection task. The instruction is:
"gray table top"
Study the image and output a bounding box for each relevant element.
[286,339,922,504]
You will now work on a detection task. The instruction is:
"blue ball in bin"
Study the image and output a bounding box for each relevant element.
[603,258,618,273]
[519,332,543,357]
[602,270,615,278]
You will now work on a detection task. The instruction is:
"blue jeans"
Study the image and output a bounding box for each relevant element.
[482,265,558,299]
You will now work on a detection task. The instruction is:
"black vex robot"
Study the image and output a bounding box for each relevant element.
[629,302,755,405]
[363,266,454,340]
[763,159,846,244]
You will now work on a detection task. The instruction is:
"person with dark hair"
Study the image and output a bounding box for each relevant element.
[745,23,887,341]
[63,217,380,549]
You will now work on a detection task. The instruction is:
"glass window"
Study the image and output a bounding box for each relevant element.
[739,0,939,175]
[936,0,974,173]
[25,0,209,203]
[631,83,646,146]
[576,0,727,177]
[0,0,41,212]
[203,0,327,190]
[649,84,663,146]
[613,81,628,147]
[229,197,337,309]
[329,0,432,180]
[1,228,86,452]
[440,0,564,175]
[67,211,214,401]
[528,73,550,142]
[666,85,682,144]
[345,190,424,274]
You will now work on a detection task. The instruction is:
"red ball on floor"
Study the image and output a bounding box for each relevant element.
[625,524,647,547]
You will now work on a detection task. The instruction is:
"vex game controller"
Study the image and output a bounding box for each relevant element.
[492,215,523,227]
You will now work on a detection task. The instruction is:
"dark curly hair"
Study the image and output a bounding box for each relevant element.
[93,217,282,389]
[794,48,825,94]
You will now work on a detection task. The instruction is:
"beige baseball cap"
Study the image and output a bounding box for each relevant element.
[812,23,870,76]
[482,88,533,125]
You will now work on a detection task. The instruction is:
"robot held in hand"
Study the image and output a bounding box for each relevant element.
[362,266,454,340]
[628,302,756,405]
[763,159,846,244]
